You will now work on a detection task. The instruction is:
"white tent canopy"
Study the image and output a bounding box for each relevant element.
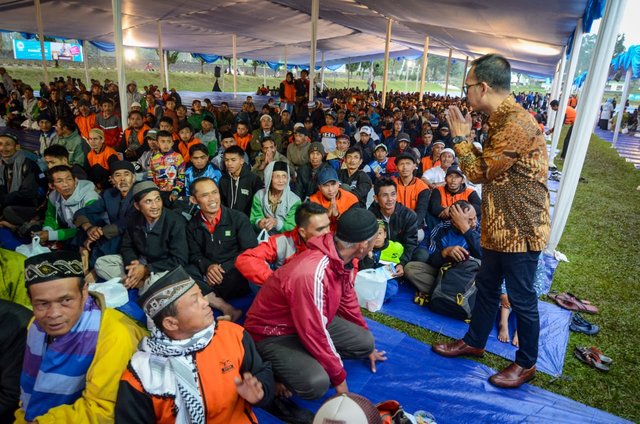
[0,0,592,76]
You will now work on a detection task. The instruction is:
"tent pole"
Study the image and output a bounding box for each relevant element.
[550,20,583,164]
[320,50,325,91]
[460,56,469,96]
[444,48,452,96]
[308,0,319,103]
[157,20,166,91]
[263,63,267,86]
[112,0,127,119]
[34,0,49,84]
[548,0,628,252]
[549,53,567,129]
[83,40,90,87]
[418,36,429,101]
[381,18,392,108]
[612,68,632,147]
[404,60,410,93]
[283,45,287,73]
[232,34,237,98]
[163,50,169,90]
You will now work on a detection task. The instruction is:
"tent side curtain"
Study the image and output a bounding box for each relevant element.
[88,40,115,52]
[610,45,640,78]
[191,53,220,64]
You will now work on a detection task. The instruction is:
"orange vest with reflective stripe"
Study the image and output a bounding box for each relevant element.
[436,185,475,208]
[393,176,429,211]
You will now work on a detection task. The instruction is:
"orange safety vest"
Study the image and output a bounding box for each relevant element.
[436,185,475,208]
[393,176,429,211]
[564,106,576,125]
[309,188,358,232]
[87,145,119,170]
[124,124,151,148]
[421,157,441,172]
[234,133,252,151]
[75,113,97,140]
[178,137,202,162]
[120,321,259,424]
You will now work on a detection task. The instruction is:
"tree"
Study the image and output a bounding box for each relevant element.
[197,57,206,74]
[575,33,596,76]
[614,34,626,57]
[251,60,259,76]
[346,62,359,80]
[360,61,371,78]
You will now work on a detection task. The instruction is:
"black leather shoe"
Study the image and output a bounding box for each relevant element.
[262,397,315,424]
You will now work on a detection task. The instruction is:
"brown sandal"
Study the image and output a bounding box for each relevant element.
[574,346,610,372]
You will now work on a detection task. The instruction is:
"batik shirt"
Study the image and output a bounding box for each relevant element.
[453,96,550,252]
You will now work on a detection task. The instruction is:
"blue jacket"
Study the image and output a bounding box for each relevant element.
[427,221,482,268]
[184,163,222,197]
[73,188,134,240]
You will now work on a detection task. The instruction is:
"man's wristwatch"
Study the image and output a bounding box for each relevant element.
[452,136,467,144]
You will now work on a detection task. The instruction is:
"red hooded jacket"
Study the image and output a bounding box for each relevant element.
[235,228,307,286]
[244,233,367,386]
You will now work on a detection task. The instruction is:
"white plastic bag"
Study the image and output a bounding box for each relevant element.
[15,235,51,258]
[257,229,270,243]
[354,269,387,312]
[89,278,129,308]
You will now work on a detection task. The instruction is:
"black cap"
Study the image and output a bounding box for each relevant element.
[446,165,464,177]
[336,209,379,243]
[24,251,84,287]
[395,151,417,164]
[295,127,310,137]
[110,160,135,175]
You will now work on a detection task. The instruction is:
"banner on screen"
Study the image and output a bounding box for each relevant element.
[13,40,83,62]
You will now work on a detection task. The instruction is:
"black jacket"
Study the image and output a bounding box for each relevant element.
[120,208,188,272]
[294,162,331,201]
[338,169,372,207]
[187,206,258,274]
[0,300,32,423]
[0,155,42,208]
[219,164,263,217]
[369,201,419,266]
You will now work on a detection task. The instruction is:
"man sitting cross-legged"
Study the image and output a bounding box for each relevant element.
[186,177,258,321]
[405,200,482,304]
[74,160,137,279]
[236,201,331,286]
[15,251,145,424]
[94,181,188,287]
[244,208,387,401]
[115,266,274,424]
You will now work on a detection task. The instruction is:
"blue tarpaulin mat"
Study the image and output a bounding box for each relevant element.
[254,319,629,424]
[378,283,571,376]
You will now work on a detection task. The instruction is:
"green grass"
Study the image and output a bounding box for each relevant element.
[365,129,640,422]
[4,65,445,94]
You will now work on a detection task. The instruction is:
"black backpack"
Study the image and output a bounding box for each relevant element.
[429,258,480,321]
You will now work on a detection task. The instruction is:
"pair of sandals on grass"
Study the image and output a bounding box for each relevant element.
[548,292,613,372]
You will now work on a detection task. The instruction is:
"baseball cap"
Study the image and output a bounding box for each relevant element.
[395,151,417,164]
[144,129,158,140]
[317,166,339,185]
[374,143,388,152]
[131,101,142,108]
[396,132,411,143]
[359,126,373,135]
[440,147,456,157]
[446,165,464,177]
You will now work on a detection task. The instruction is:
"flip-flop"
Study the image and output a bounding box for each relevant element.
[565,293,599,314]
[574,346,610,372]
[550,292,599,314]
[588,346,613,365]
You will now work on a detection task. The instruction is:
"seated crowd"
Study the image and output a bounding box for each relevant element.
[0,68,553,423]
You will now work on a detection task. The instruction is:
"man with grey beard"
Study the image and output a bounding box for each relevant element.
[73,160,137,273]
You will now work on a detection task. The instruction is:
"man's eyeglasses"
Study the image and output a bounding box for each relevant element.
[462,82,483,96]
